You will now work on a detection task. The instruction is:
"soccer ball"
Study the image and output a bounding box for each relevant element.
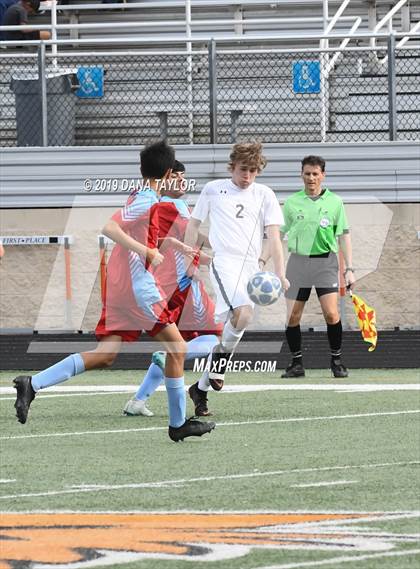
[247,271,282,306]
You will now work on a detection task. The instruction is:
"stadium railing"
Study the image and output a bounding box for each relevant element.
[0,29,419,147]
[5,0,419,45]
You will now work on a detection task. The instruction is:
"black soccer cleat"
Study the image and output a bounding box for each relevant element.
[188,382,212,416]
[168,417,216,442]
[13,375,36,424]
[281,362,305,378]
[331,358,349,378]
[209,378,224,391]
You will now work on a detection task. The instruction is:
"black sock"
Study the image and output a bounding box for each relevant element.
[327,321,342,360]
[285,325,302,364]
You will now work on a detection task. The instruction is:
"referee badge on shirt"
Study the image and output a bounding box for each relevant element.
[319,217,330,228]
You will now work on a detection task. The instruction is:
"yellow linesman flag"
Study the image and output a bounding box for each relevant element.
[351,293,378,352]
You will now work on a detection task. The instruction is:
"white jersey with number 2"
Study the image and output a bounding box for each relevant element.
[192,178,283,261]
[191,178,284,319]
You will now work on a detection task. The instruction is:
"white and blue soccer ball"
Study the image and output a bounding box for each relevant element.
[247,271,282,306]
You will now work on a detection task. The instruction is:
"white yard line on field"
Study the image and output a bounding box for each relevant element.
[0,460,418,501]
[0,479,16,484]
[1,384,419,397]
[290,480,358,488]
[259,547,420,568]
[0,392,126,401]
[1,409,419,441]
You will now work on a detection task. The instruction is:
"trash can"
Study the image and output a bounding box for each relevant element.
[10,71,78,146]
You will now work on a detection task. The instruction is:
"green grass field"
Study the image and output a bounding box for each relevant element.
[1,368,419,569]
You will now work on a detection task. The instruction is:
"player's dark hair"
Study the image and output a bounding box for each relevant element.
[140,140,175,179]
[301,155,326,172]
[173,160,185,173]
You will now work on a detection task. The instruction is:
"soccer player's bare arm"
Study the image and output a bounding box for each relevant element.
[157,236,195,257]
[197,250,213,266]
[266,225,289,290]
[183,217,202,277]
[184,217,202,248]
[258,238,270,269]
[197,232,211,249]
[102,219,163,266]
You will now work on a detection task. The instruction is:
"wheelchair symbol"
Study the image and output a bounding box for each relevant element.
[80,69,99,95]
[298,64,316,90]
[293,61,320,94]
[76,66,104,98]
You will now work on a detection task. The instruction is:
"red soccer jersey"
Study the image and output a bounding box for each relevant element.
[153,196,199,297]
[102,188,169,333]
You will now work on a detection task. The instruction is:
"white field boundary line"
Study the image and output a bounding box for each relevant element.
[1,409,419,441]
[1,384,420,397]
[1,509,418,519]
[259,548,420,569]
[0,460,418,501]
[0,392,127,401]
[290,480,358,488]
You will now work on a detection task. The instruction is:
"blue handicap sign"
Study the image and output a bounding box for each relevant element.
[293,61,320,94]
[76,66,104,98]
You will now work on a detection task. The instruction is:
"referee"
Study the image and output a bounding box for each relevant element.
[279,155,355,378]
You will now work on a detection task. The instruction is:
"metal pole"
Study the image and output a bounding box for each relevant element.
[320,0,329,142]
[208,39,218,144]
[185,0,194,144]
[37,42,48,147]
[387,33,397,140]
[51,0,58,66]
[99,236,107,304]
[64,236,73,329]
[158,111,168,141]
[323,0,329,33]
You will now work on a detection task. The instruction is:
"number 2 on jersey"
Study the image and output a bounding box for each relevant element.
[235,204,245,218]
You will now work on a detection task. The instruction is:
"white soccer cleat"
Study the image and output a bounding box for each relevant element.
[123,399,154,417]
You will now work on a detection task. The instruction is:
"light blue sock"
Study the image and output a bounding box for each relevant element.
[134,335,219,401]
[31,353,85,392]
[186,334,219,359]
[135,363,163,400]
[165,376,186,428]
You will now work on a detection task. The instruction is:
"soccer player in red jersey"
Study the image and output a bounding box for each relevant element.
[12,143,215,442]
[124,161,223,417]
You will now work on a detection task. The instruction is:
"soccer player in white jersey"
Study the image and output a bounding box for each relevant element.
[184,142,289,415]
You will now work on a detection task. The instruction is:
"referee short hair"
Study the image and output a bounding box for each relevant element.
[301,155,326,172]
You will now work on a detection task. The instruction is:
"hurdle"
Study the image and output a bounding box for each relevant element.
[0,235,74,329]
[98,235,113,304]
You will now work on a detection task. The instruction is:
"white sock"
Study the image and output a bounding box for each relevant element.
[198,353,212,391]
[198,371,211,391]
[221,320,245,352]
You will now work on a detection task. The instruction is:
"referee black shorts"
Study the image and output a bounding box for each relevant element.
[285,252,339,302]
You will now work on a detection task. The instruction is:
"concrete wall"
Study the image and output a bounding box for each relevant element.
[1,202,419,331]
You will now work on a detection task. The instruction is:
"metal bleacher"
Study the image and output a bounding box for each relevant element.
[0,0,419,146]
[32,1,419,45]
